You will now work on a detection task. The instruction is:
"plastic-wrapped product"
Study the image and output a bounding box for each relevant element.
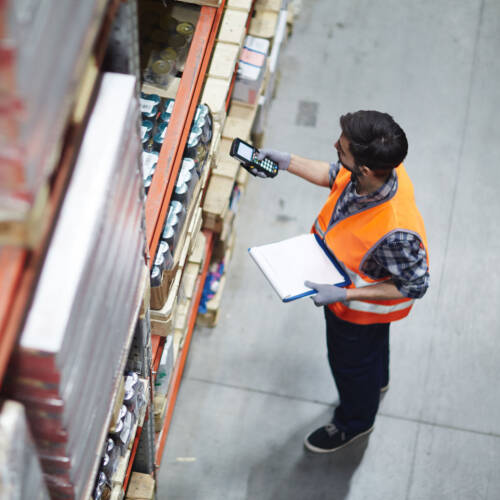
[143,50,175,87]
[140,93,161,120]
[8,73,145,500]
[153,122,169,152]
[151,266,162,288]
[0,0,111,236]
[169,199,187,229]
[141,151,159,181]
[141,119,154,151]
[0,400,50,500]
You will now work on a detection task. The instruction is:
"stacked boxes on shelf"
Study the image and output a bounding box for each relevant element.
[0,0,109,245]
[5,73,146,500]
[248,0,289,145]
[201,1,253,124]
[0,401,50,500]
[198,0,290,326]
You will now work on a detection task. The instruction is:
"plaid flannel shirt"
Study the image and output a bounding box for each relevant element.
[328,162,429,299]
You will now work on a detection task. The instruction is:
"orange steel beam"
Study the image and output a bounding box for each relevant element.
[145,1,226,266]
[225,64,238,111]
[155,230,213,465]
[152,335,165,377]
[0,248,28,386]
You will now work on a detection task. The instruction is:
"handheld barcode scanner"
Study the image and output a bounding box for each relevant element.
[230,138,279,178]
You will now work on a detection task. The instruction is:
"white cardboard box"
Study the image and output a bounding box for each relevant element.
[232,36,270,105]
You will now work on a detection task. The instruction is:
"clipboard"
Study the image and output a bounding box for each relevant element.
[248,233,351,302]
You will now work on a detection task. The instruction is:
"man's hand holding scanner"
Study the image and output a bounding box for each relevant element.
[256,149,291,171]
[304,281,347,307]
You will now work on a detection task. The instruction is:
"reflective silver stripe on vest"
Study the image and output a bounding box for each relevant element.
[314,219,325,238]
[344,268,376,288]
[316,224,414,315]
[345,298,414,314]
[344,269,413,314]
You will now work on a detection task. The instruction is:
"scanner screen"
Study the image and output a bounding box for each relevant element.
[238,142,253,161]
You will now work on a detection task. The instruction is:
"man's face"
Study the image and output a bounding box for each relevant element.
[335,134,361,178]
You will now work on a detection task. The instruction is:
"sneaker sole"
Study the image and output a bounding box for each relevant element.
[304,426,374,454]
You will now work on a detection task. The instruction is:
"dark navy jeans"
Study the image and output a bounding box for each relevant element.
[324,307,390,436]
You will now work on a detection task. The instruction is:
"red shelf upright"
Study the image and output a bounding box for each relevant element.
[145,1,226,265]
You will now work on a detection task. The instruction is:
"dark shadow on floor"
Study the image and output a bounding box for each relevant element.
[246,408,370,500]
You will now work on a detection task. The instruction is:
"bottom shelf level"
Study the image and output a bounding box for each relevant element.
[152,229,214,466]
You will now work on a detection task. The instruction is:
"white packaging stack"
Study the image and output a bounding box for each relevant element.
[6,73,146,500]
[0,0,107,224]
[232,36,270,105]
[0,400,50,500]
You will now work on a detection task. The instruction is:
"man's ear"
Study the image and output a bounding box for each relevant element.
[358,165,371,177]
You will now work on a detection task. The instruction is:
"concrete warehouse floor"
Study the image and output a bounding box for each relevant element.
[158,0,500,498]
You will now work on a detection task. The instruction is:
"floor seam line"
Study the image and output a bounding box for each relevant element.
[434,0,485,308]
[186,375,332,407]
[186,376,500,439]
[405,1,487,497]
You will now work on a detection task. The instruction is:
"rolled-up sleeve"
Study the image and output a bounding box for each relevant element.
[366,232,430,299]
[329,161,341,188]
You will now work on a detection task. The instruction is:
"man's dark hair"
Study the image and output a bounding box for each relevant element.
[340,111,408,171]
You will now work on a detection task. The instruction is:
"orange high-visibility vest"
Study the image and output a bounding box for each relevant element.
[313,165,428,325]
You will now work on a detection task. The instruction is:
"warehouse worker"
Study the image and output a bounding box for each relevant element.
[257,110,429,453]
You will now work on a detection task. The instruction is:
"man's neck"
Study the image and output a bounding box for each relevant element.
[355,172,391,196]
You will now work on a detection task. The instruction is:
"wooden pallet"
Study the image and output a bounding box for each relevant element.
[112,450,131,489]
[173,257,202,352]
[188,230,208,269]
[202,174,234,232]
[248,9,279,39]
[110,484,125,500]
[150,219,205,338]
[154,394,168,432]
[255,0,283,12]
[125,472,155,500]
[207,42,241,81]
[217,9,248,46]
[0,182,50,247]
[226,0,253,11]
[201,76,230,123]
[222,100,259,141]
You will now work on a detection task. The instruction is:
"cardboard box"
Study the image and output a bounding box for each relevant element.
[233,36,270,105]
